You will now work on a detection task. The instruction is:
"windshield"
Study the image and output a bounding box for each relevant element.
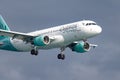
[86,23,97,26]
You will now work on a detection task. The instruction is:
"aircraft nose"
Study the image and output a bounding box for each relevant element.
[95,26,102,34]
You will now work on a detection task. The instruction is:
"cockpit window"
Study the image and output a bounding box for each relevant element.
[86,23,97,26]
[91,23,97,25]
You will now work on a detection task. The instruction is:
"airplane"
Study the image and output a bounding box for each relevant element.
[0,15,102,60]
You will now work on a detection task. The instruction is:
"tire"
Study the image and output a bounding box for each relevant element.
[34,50,38,56]
[31,49,38,56]
[31,49,35,55]
[57,54,61,59]
[57,54,65,60]
[61,54,65,60]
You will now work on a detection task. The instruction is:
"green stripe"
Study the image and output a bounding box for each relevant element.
[0,15,10,31]
[0,38,18,51]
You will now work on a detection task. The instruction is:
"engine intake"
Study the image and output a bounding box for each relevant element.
[33,35,50,46]
[71,41,90,53]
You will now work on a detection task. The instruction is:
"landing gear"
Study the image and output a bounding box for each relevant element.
[57,47,65,60]
[57,53,65,60]
[31,45,38,56]
[31,49,38,56]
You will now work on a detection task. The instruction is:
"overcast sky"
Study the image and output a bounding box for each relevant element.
[0,0,120,80]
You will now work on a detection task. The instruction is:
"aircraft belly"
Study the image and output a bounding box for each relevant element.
[10,31,84,51]
[11,39,32,51]
[38,41,70,49]
[10,39,66,51]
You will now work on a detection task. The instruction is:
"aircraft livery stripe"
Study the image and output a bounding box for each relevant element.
[0,37,18,51]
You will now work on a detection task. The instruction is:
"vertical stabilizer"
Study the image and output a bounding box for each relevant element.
[0,15,10,31]
[0,15,10,40]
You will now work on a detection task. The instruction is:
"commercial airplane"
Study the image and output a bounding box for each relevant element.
[0,15,102,60]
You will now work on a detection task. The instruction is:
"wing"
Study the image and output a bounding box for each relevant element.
[0,29,35,41]
[0,29,61,44]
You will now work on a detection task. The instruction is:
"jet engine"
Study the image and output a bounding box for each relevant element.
[70,41,91,53]
[33,35,50,46]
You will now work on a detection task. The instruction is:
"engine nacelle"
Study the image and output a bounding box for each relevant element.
[33,35,50,46]
[72,41,90,53]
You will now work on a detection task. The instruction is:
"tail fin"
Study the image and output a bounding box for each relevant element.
[0,15,10,31]
[0,15,10,40]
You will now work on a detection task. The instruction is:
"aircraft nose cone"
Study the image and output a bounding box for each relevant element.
[96,26,102,34]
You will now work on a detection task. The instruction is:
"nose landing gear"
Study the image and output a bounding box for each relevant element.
[57,53,65,60]
[57,47,66,60]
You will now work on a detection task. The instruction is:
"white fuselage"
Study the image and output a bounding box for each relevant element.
[10,20,102,52]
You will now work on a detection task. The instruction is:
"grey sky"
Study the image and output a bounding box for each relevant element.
[0,0,120,80]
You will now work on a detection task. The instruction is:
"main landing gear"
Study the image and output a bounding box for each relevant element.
[30,46,66,60]
[57,47,65,60]
[31,49,38,56]
[31,46,38,56]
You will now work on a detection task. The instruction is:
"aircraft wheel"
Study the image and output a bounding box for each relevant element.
[31,49,38,56]
[31,49,35,55]
[34,50,38,56]
[57,54,65,60]
[57,54,61,59]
